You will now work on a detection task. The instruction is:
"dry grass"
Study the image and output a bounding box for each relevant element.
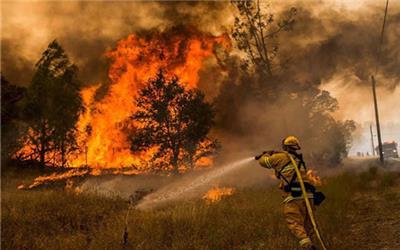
[2,165,399,250]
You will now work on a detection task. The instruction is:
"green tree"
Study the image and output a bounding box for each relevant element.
[130,70,219,174]
[1,75,26,164]
[20,40,83,168]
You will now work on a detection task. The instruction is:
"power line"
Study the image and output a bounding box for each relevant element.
[375,0,390,74]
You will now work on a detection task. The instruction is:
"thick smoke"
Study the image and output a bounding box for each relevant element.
[2,1,398,87]
[278,2,400,89]
[212,0,399,164]
[1,0,399,159]
[1,1,232,85]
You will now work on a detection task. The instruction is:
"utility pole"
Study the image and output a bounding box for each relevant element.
[370,124,375,156]
[371,76,384,163]
[371,0,389,164]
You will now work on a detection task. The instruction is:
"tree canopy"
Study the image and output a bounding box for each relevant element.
[130,70,219,174]
[19,40,83,168]
[1,75,26,163]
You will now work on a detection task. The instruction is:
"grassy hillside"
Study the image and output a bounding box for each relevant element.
[2,165,400,250]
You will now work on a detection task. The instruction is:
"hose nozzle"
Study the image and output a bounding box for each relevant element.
[255,150,275,160]
[254,154,263,160]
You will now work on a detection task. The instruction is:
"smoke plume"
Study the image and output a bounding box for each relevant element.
[2,0,399,160]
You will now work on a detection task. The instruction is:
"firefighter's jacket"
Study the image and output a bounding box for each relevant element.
[258,151,313,203]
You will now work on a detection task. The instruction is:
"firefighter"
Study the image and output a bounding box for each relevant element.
[255,136,322,250]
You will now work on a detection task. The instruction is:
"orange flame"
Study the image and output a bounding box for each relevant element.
[17,169,89,190]
[69,28,230,170]
[307,170,322,186]
[65,179,74,190]
[74,186,83,194]
[16,27,230,175]
[203,186,235,203]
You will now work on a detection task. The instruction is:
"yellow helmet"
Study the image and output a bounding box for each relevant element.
[282,136,301,150]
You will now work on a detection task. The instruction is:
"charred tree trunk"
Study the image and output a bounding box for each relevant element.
[61,138,65,168]
[39,144,46,169]
[39,122,47,170]
[171,147,180,175]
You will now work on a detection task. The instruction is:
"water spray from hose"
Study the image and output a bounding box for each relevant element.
[122,157,253,246]
[136,157,254,209]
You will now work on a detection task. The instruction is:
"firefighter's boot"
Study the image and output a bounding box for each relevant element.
[299,237,316,250]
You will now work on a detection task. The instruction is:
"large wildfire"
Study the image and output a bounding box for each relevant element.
[10,0,394,191]
[70,28,230,170]
[17,27,231,189]
[17,27,230,175]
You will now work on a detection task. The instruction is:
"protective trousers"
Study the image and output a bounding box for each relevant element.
[283,199,316,249]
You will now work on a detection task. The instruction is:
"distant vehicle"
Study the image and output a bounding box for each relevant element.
[376,141,399,158]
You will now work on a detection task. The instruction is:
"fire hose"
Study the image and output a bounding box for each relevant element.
[287,154,328,250]
[122,198,135,249]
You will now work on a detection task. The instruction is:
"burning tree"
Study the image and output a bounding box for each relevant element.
[19,40,84,168]
[130,70,219,174]
[1,75,26,164]
[65,26,229,169]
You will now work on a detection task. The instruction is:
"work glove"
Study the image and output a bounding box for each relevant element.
[254,150,274,160]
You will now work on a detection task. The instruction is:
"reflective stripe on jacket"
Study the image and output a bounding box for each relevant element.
[258,151,312,203]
